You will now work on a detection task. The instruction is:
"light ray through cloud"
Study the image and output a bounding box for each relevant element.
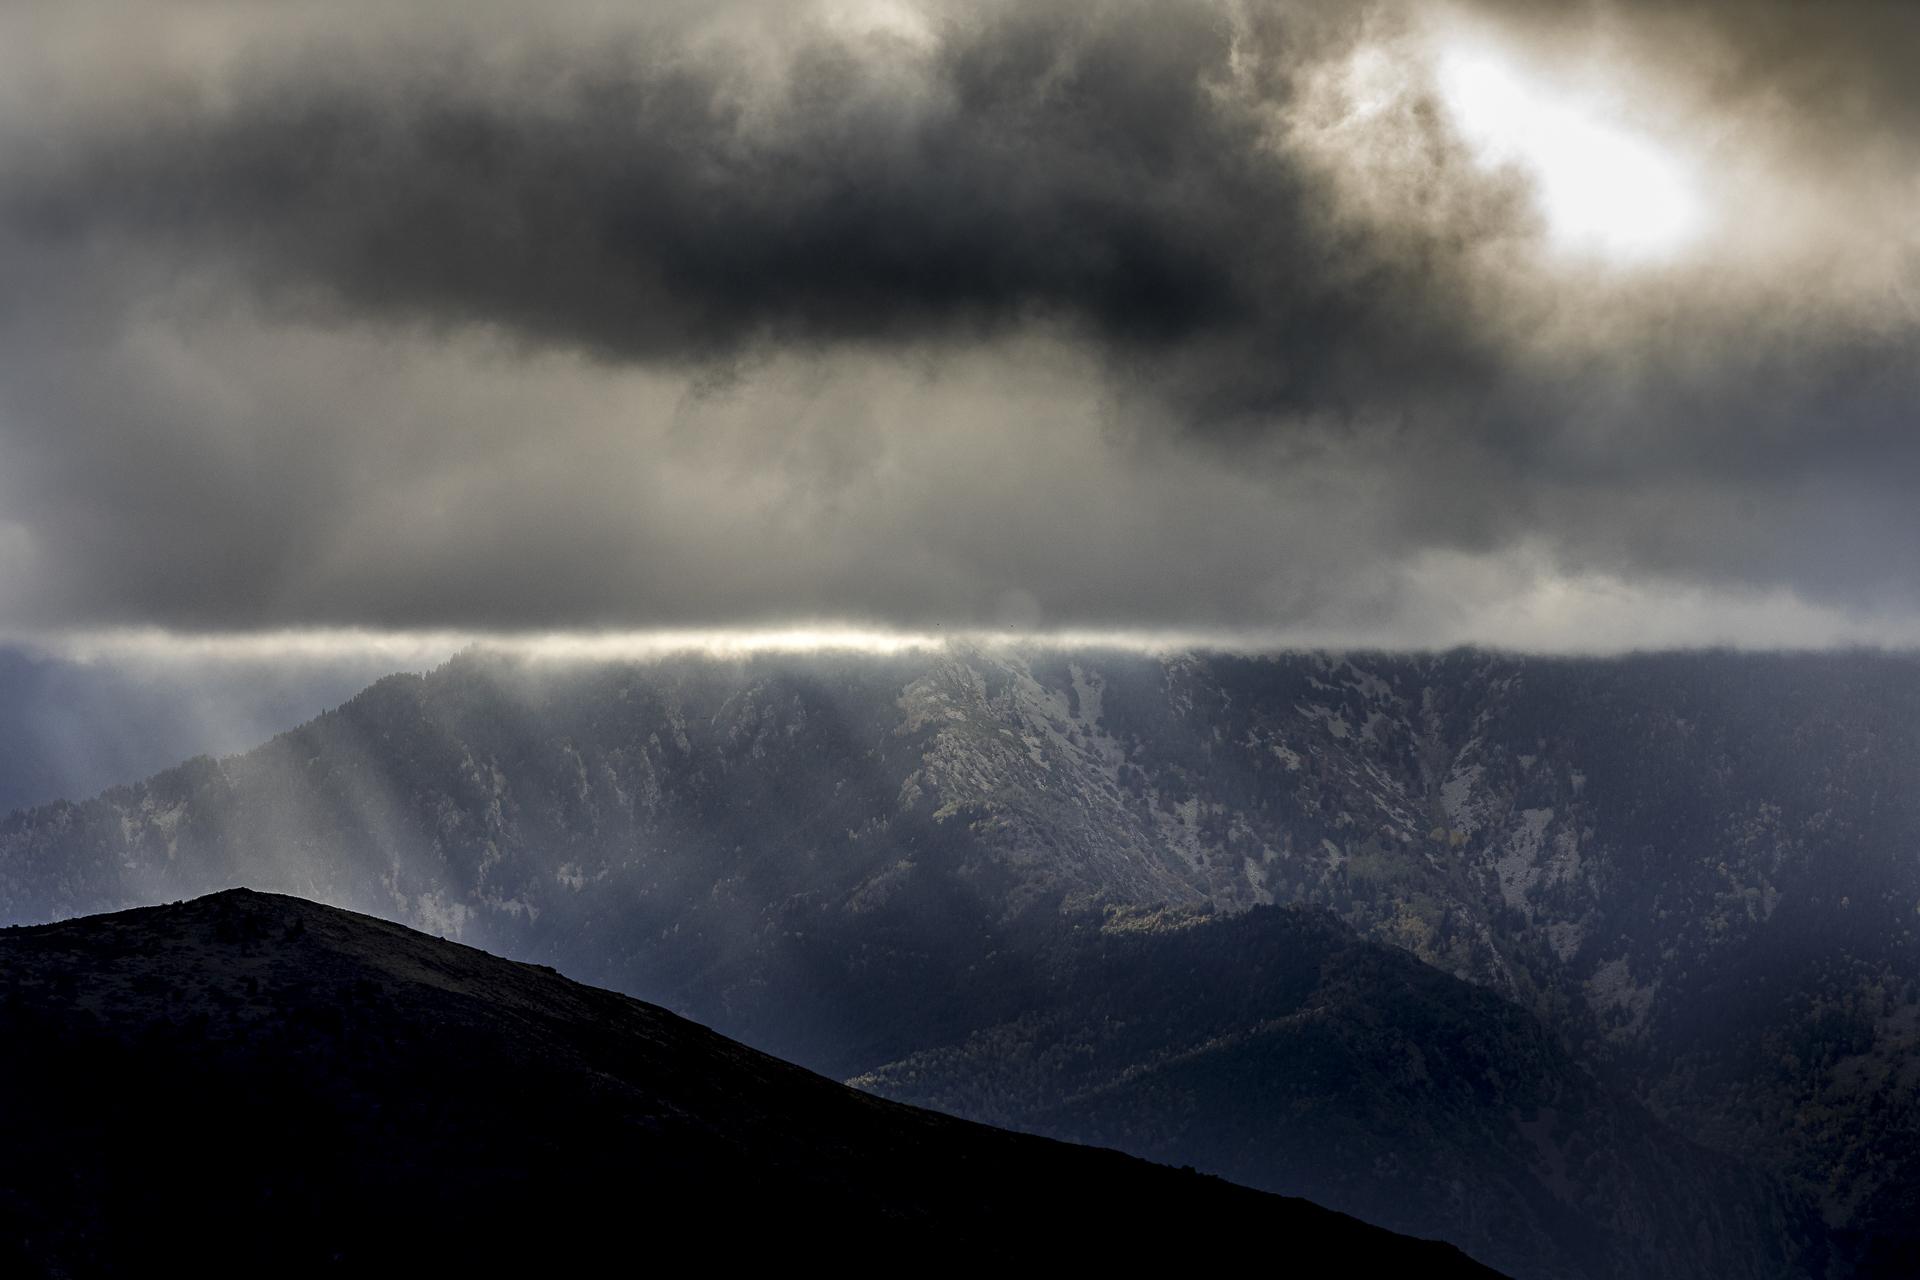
[1435,39,1706,263]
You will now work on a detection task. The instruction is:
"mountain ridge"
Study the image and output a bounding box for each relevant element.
[6,645,1917,1271]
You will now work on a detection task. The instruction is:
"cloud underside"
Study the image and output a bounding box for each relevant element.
[1,0,1917,649]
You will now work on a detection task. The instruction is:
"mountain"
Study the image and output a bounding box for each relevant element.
[853,903,1819,1280]
[0,889,1497,1275]
[4,645,1918,1270]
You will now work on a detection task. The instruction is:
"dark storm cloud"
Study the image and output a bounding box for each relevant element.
[3,0,1512,427]
[0,0,1917,644]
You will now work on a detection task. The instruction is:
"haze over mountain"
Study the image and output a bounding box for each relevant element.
[0,646,406,815]
[9,644,1920,1273]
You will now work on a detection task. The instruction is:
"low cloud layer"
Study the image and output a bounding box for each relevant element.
[2,0,1917,648]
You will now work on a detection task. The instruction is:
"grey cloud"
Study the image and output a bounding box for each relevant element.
[5,0,1515,428]
[0,0,1917,643]
[1474,0,1920,139]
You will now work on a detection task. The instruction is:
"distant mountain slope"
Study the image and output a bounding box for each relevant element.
[854,904,1822,1280]
[0,890,1497,1275]
[4,646,1919,1267]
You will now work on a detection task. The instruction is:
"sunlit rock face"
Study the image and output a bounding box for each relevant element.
[5,646,1920,1265]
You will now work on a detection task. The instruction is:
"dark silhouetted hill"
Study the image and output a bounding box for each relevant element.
[0,889,1499,1276]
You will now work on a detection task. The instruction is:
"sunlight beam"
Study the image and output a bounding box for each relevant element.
[1436,42,1705,264]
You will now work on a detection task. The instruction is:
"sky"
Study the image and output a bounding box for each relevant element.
[2,0,1918,668]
